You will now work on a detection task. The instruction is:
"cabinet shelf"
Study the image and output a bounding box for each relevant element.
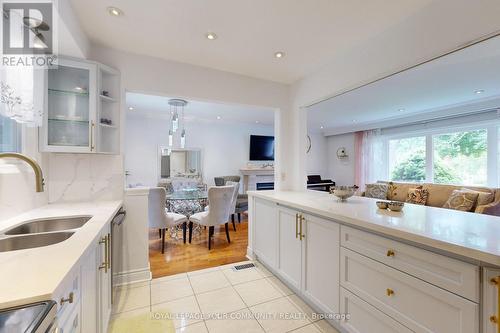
[49,118,89,124]
[99,122,117,128]
[99,95,117,102]
[48,88,89,97]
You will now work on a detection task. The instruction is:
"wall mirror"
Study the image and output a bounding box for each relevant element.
[306,34,500,188]
[159,147,202,179]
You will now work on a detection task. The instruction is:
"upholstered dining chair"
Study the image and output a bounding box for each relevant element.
[225,181,240,231]
[148,187,188,253]
[188,185,235,250]
[214,176,248,224]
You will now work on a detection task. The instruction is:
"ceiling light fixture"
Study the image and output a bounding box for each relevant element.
[107,6,123,17]
[168,99,188,148]
[320,126,324,129]
[274,51,285,59]
[475,89,485,94]
[216,116,221,120]
[128,107,134,111]
[255,120,260,124]
[398,108,405,112]
[352,120,357,123]
[206,32,217,40]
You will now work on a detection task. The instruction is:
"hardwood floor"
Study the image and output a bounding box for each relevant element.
[149,216,249,278]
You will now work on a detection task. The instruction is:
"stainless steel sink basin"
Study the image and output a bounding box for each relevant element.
[0,231,75,252]
[4,216,92,235]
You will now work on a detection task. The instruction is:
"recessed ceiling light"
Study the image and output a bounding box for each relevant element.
[475,89,485,94]
[274,51,285,59]
[107,6,123,17]
[128,107,134,111]
[216,116,221,120]
[352,120,357,123]
[320,126,324,129]
[206,32,217,40]
[398,108,405,112]
[255,120,260,124]
[75,86,83,91]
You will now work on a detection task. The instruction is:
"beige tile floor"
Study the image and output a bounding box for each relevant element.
[109,261,340,333]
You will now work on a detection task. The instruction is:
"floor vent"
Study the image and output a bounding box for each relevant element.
[233,263,256,271]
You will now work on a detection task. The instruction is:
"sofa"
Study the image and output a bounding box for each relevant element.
[365,181,500,216]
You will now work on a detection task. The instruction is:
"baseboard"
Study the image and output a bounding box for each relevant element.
[246,246,255,260]
[113,266,152,287]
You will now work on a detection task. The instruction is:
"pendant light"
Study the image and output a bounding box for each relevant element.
[168,99,188,148]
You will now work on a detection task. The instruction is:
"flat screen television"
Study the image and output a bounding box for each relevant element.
[249,135,275,161]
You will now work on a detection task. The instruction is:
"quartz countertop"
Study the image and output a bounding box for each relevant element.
[0,200,123,309]
[248,190,500,266]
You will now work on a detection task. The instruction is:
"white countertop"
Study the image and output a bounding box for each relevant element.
[0,200,123,309]
[249,190,500,266]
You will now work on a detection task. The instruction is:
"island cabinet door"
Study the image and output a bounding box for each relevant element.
[254,198,278,269]
[302,214,340,315]
[276,206,303,290]
[483,268,500,333]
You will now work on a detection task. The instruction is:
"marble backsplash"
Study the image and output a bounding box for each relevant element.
[47,153,124,203]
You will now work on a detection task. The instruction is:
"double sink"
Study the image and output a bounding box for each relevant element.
[0,216,92,252]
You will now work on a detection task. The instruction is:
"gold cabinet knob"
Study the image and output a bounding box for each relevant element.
[386,250,395,257]
[386,288,395,297]
[60,291,74,305]
[490,315,498,324]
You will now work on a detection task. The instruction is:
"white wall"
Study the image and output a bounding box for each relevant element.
[306,133,328,178]
[326,133,356,186]
[125,113,274,187]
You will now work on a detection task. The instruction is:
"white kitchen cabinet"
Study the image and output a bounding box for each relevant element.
[98,224,112,333]
[253,198,278,269]
[302,213,340,315]
[277,206,302,290]
[79,222,112,333]
[80,243,99,333]
[483,268,500,333]
[40,57,120,154]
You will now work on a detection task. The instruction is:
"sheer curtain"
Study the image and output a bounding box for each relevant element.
[355,129,387,190]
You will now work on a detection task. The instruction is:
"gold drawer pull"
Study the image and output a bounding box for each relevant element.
[386,288,395,297]
[60,291,74,305]
[386,250,395,257]
[295,213,299,239]
[490,276,500,333]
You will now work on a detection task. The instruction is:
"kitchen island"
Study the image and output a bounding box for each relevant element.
[247,190,500,333]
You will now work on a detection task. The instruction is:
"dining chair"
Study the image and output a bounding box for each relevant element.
[226,181,239,231]
[148,187,188,253]
[214,175,248,224]
[188,185,235,250]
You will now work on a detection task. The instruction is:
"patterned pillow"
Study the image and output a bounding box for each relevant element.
[365,183,389,199]
[459,188,495,207]
[443,190,479,212]
[406,187,429,205]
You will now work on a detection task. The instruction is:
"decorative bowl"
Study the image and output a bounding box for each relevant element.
[387,201,404,212]
[376,201,389,209]
[330,185,359,202]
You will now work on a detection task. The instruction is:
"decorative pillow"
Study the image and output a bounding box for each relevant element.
[443,190,479,212]
[365,183,389,199]
[406,187,429,205]
[459,188,495,207]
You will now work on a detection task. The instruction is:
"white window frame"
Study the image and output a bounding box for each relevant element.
[384,121,500,187]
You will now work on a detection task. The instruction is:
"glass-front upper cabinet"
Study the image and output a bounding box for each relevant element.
[40,58,120,154]
[40,58,97,153]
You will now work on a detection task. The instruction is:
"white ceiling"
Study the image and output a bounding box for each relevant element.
[308,35,500,135]
[126,92,275,125]
[69,0,432,84]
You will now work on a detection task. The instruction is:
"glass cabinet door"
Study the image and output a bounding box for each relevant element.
[44,59,96,152]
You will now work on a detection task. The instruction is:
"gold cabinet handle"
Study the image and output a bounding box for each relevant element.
[107,233,111,270]
[99,235,108,273]
[299,214,305,241]
[295,213,299,239]
[490,276,500,333]
[60,291,74,305]
[387,250,395,257]
[90,120,95,151]
[386,288,395,297]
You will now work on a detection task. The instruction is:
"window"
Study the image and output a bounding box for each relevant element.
[0,114,20,152]
[389,136,426,183]
[433,129,487,186]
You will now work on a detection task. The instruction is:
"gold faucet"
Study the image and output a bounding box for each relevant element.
[0,153,45,192]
